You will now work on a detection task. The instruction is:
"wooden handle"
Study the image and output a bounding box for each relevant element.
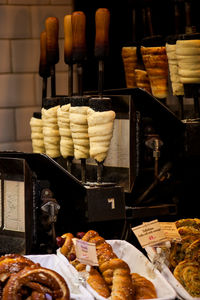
[45,17,59,65]
[64,14,73,64]
[39,31,50,78]
[72,11,86,62]
[95,8,110,58]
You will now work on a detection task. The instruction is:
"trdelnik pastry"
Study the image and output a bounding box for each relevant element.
[141,46,168,99]
[30,114,45,154]
[87,107,116,162]
[69,104,90,160]
[176,38,200,84]
[42,105,61,158]
[166,40,184,96]
[57,103,74,158]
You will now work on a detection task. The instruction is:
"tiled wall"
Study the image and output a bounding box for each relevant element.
[0,0,74,152]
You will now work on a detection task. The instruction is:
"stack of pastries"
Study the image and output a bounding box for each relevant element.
[168,218,200,297]
[58,230,157,300]
[0,254,70,299]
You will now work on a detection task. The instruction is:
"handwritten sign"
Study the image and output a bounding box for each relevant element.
[132,220,168,248]
[132,220,181,248]
[160,222,181,242]
[73,238,98,266]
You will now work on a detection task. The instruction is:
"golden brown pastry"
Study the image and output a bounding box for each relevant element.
[2,264,70,300]
[175,218,200,230]
[140,46,168,99]
[111,267,134,300]
[185,238,200,262]
[173,259,200,297]
[59,230,135,299]
[60,233,75,259]
[87,267,111,298]
[122,46,138,88]
[0,254,35,282]
[135,69,152,94]
[131,273,157,299]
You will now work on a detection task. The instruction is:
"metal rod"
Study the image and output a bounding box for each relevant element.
[97,161,103,183]
[50,65,56,97]
[77,63,83,96]
[178,95,184,119]
[81,158,86,183]
[194,95,200,118]
[98,60,104,98]
[42,77,47,100]
[68,64,73,97]
[67,156,73,173]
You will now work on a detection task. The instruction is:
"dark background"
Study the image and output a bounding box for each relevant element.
[74,0,200,92]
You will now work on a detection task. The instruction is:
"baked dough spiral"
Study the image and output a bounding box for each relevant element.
[57,104,74,158]
[166,43,184,96]
[135,69,152,94]
[141,46,168,99]
[69,106,90,160]
[42,106,61,158]
[176,39,200,84]
[30,117,45,154]
[122,47,138,88]
[87,108,116,162]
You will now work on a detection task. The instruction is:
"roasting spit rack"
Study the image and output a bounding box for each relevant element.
[0,88,188,254]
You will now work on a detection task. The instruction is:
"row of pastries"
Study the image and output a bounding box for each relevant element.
[30,100,116,163]
[1,219,199,299]
[122,36,200,99]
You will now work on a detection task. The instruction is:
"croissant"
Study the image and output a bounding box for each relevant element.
[131,273,157,299]
[2,264,70,300]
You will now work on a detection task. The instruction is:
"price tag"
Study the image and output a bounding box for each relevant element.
[160,222,181,242]
[132,220,168,248]
[73,238,99,266]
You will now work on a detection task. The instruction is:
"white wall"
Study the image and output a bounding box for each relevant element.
[0,0,74,152]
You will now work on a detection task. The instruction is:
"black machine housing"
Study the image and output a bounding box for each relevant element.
[0,88,199,254]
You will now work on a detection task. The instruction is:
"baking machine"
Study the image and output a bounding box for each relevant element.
[1,86,195,255]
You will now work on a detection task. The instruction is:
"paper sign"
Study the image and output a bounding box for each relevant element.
[73,238,98,266]
[132,220,168,248]
[160,222,181,241]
